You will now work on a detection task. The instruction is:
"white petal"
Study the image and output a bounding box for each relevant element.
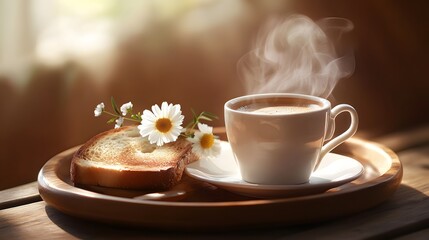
[139,121,154,129]
[170,128,182,137]
[193,131,204,139]
[138,121,156,136]
[148,131,162,145]
[138,128,152,137]
[94,110,101,117]
[139,127,151,135]
[171,122,183,131]
[198,123,212,134]
[174,103,181,112]
[120,102,133,116]
[171,111,184,123]
[156,135,165,146]
[169,104,179,119]
[161,102,169,118]
[191,143,202,155]
[115,117,124,128]
[188,137,199,144]
[206,141,221,157]
[161,134,171,144]
[211,141,222,155]
[97,102,104,110]
[141,119,155,127]
[171,131,180,141]
[142,109,157,122]
[94,102,104,117]
[152,104,162,118]
[166,103,174,118]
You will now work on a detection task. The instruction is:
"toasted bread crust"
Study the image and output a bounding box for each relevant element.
[70,126,198,190]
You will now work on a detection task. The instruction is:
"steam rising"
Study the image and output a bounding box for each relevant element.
[238,15,355,98]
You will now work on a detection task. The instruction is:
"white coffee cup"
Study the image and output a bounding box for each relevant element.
[224,93,358,185]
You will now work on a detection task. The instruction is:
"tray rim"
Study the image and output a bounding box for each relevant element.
[37,137,403,227]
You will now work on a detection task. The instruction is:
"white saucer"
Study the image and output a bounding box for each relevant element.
[185,141,364,198]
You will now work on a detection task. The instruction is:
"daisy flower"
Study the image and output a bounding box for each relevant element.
[115,116,124,129]
[94,103,104,117]
[120,102,133,116]
[188,123,221,159]
[138,102,184,146]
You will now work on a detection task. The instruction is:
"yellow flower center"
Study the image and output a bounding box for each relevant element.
[155,118,172,133]
[200,133,214,149]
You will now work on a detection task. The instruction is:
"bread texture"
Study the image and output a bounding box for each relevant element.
[70,126,198,190]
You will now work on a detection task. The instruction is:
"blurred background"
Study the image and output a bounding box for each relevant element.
[0,0,428,190]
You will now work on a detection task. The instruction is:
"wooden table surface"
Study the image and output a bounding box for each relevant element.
[1,126,428,239]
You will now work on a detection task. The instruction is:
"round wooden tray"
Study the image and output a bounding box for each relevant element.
[38,138,402,230]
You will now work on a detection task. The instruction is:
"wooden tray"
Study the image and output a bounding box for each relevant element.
[38,138,402,230]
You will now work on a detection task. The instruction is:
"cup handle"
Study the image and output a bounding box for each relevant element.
[314,104,359,170]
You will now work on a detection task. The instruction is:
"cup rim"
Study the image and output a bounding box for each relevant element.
[224,93,331,116]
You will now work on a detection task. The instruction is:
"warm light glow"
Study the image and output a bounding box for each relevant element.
[1,0,241,86]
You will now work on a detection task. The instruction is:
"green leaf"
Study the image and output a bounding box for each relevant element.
[199,116,213,121]
[107,117,116,124]
[110,96,121,115]
[202,111,218,119]
[184,109,219,134]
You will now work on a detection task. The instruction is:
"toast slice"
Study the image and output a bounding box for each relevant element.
[71,126,198,190]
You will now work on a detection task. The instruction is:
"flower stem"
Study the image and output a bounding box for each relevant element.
[103,111,140,123]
